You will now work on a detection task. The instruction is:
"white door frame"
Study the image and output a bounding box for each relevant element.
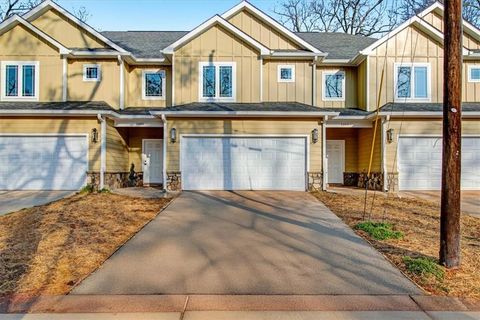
[142,138,163,185]
[326,139,345,184]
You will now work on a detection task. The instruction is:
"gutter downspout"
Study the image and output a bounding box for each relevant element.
[161,114,167,190]
[322,115,328,191]
[97,114,106,190]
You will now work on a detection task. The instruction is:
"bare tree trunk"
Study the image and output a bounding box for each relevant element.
[440,0,463,269]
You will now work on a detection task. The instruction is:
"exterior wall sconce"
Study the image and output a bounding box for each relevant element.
[312,128,319,144]
[386,128,394,144]
[91,128,98,143]
[170,127,177,143]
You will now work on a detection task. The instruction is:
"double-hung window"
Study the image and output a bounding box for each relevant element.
[83,64,101,82]
[1,61,39,101]
[142,70,166,100]
[322,70,345,101]
[394,63,431,102]
[199,62,236,102]
[468,65,480,82]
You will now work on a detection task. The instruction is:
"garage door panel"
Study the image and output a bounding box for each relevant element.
[0,136,88,190]
[181,137,307,191]
[398,136,480,190]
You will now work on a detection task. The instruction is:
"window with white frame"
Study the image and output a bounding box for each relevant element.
[322,70,345,101]
[468,65,480,82]
[1,61,39,101]
[394,63,431,101]
[83,64,101,82]
[142,70,166,100]
[278,65,295,82]
[199,62,236,102]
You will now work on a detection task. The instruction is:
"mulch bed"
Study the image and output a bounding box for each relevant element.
[0,192,172,296]
[313,191,480,299]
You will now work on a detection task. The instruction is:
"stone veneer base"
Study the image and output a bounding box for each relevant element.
[87,172,144,190]
[308,172,323,191]
[166,171,182,191]
[357,172,383,191]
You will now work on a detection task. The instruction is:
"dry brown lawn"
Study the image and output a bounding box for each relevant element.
[0,192,172,297]
[313,191,480,298]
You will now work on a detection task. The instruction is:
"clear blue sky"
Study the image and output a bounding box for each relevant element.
[55,0,278,31]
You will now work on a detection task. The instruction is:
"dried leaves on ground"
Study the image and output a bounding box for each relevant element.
[313,191,480,298]
[0,193,171,296]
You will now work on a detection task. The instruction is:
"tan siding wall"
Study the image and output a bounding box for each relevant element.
[0,117,100,171]
[174,25,260,104]
[464,62,480,101]
[0,24,63,101]
[316,66,358,108]
[357,60,368,110]
[368,25,444,110]
[106,120,129,172]
[125,65,172,107]
[227,10,301,50]
[31,9,108,49]
[357,123,382,172]
[127,128,163,171]
[67,59,120,108]
[326,129,358,172]
[263,60,312,104]
[166,119,322,172]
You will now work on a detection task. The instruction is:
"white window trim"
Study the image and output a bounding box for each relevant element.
[277,64,295,83]
[0,61,40,102]
[467,65,480,83]
[142,69,166,101]
[322,70,346,102]
[82,64,101,82]
[394,62,431,102]
[198,62,236,102]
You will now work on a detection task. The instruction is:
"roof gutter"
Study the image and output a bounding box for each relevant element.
[149,110,339,118]
[369,111,480,118]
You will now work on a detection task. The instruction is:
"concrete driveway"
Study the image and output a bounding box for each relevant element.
[0,191,73,216]
[72,191,420,295]
[400,191,479,218]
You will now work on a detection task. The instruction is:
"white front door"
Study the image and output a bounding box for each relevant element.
[326,140,345,184]
[180,136,307,191]
[142,139,163,185]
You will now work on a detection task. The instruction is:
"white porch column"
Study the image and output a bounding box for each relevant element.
[161,115,168,190]
[322,115,328,191]
[381,115,390,192]
[97,114,107,190]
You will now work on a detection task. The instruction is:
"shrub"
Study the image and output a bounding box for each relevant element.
[403,256,445,281]
[80,184,94,194]
[354,221,403,240]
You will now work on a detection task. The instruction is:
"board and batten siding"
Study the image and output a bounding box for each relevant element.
[315,66,358,108]
[263,60,313,104]
[125,65,172,107]
[166,119,322,173]
[0,117,100,171]
[0,24,64,102]
[464,62,480,102]
[67,59,120,109]
[357,60,368,110]
[30,8,108,49]
[227,9,301,50]
[174,24,261,105]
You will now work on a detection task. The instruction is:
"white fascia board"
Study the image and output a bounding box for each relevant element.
[0,15,70,54]
[149,110,339,118]
[23,0,128,53]
[372,111,480,118]
[0,109,159,119]
[163,15,270,55]
[221,1,322,54]
[269,51,326,58]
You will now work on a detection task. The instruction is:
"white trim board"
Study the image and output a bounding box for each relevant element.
[0,61,40,102]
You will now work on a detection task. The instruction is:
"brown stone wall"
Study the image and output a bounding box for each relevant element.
[87,172,144,190]
[308,172,323,191]
[357,172,383,191]
[166,171,181,191]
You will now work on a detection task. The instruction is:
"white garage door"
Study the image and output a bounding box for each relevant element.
[398,136,480,190]
[0,135,88,190]
[181,136,307,191]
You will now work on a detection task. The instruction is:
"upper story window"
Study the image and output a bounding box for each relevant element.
[83,64,101,82]
[394,63,431,102]
[278,65,295,82]
[1,61,39,101]
[468,66,480,82]
[322,70,345,101]
[199,62,236,102]
[142,70,166,100]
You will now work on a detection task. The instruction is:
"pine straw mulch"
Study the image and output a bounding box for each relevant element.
[0,192,172,297]
[313,191,480,299]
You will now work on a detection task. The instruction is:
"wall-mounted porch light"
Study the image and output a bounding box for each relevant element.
[312,128,319,144]
[91,128,99,143]
[170,127,177,143]
[386,128,394,144]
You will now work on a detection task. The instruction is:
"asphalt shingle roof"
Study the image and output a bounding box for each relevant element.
[101,31,188,59]
[295,32,377,59]
[0,101,114,111]
[380,102,480,112]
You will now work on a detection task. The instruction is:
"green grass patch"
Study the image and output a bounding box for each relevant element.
[403,256,445,281]
[80,184,94,194]
[354,221,403,240]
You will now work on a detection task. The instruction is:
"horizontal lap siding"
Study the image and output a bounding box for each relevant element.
[166,119,322,172]
[128,128,164,172]
[106,121,129,172]
[357,123,382,173]
[0,117,100,171]
[326,129,358,172]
